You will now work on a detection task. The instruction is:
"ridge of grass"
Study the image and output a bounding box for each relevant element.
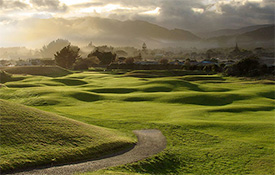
[0,66,71,77]
[0,99,134,172]
[0,70,274,174]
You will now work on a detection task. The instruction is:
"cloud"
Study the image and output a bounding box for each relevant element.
[0,0,29,10]
[133,0,275,31]
[0,0,274,33]
[71,2,104,8]
[30,0,67,12]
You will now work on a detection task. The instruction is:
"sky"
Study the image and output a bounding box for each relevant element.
[0,0,274,29]
[0,0,274,48]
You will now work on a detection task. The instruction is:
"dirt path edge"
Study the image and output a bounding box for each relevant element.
[9,129,167,175]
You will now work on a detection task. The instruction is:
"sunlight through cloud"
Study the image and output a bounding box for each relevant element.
[59,0,92,5]
[140,7,161,15]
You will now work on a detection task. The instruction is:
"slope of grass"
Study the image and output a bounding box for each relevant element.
[0,70,274,174]
[0,70,24,83]
[0,99,134,172]
[0,66,71,77]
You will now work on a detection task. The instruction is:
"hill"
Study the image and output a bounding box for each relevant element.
[199,24,273,38]
[0,71,274,174]
[237,25,275,42]
[0,66,71,77]
[206,25,275,48]
[7,17,200,48]
[0,99,134,172]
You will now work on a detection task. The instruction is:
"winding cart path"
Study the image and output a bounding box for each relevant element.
[10,129,166,175]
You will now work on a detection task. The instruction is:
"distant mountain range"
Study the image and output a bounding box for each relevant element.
[198,24,273,38]
[3,16,275,49]
[12,17,200,48]
[206,25,274,48]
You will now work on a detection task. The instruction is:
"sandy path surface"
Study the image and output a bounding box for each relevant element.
[9,129,166,175]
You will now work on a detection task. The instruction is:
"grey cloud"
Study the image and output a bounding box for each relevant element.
[92,0,161,8]
[1,0,274,33]
[133,0,275,32]
[0,0,29,9]
[13,1,28,8]
[90,0,275,32]
[72,2,104,8]
[30,0,67,12]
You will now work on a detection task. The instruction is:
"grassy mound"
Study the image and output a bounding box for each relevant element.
[0,70,24,83]
[0,70,12,83]
[0,99,134,172]
[0,66,71,77]
[0,71,274,174]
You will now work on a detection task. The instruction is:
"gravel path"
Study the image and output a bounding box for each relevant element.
[9,129,166,175]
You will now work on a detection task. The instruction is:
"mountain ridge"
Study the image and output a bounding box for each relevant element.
[198,24,273,38]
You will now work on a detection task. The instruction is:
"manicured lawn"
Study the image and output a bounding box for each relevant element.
[0,99,134,172]
[0,70,274,174]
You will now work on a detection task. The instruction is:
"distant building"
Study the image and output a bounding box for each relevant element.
[142,43,147,51]
[135,61,158,65]
[197,60,218,66]
[234,43,240,53]
[29,59,42,65]
[16,60,31,66]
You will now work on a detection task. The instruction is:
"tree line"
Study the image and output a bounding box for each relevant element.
[54,45,274,77]
[54,45,116,70]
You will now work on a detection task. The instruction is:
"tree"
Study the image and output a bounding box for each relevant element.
[225,57,261,77]
[40,39,70,58]
[54,45,80,69]
[88,50,116,65]
[73,57,99,70]
[125,57,134,64]
[159,58,169,65]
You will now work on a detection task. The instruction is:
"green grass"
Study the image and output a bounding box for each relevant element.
[0,70,274,174]
[0,66,71,77]
[0,99,134,172]
[0,70,25,83]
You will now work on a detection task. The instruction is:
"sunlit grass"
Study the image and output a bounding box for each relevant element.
[0,100,134,172]
[0,70,274,174]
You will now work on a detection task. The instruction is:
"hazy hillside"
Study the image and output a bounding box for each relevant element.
[7,17,200,48]
[237,25,275,42]
[206,25,275,48]
[199,24,273,38]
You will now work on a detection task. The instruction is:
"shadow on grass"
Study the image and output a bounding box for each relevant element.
[70,92,102,102]
[6,83,41,88]
[210,106,275,113]
[52,78,88,86]
[89,88,137,94]
[124,70,207,78]
[140,86,173,92]
[0,66,72,77]
[258,91,275,100]
[148,80,203,92]
[180,76,225,81]
[159,93,248,106]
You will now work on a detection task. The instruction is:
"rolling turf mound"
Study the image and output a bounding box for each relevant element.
[0,71,274,174]
[0,66,71,77]
[0,99,134,172]
[0,70,24,83]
